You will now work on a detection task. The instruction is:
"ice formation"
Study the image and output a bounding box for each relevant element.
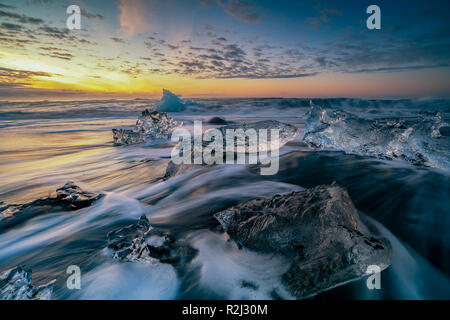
[112,110,183,145]
[216,120,299,152]
[171,119,299,158]
[0,182,103,230]
[214,184,392,299]
[107,215,198,273]
[0,266,55,300]
[165,120,299,178]
[303,105,450,171]
[154,89,191,112]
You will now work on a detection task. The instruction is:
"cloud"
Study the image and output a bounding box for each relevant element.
[0,21,40,47]
[45,51,74,61]
[306,17,322,30]
[0,3,15,9]
[3,0,449,90]
[111,37,125,43]
[1,22,22,30]
[38,26,69,39]
[138,31,321,79]
[0,67,52,88]
[138,17,450,81]
[326,28,450,73]
[217,0,262,23]
[0,9,43,24]
[118,0,197,42]
[306,4,343,30]
[348,64,450,74]
[118,0,154,36]
[81,8,104,20]
[223,43,246,60]
[321,7,343,16]
[217,72,318,79]
[0,87,92,100]
[200,22,215,31]
[201,1,213,7]
[36,25,96,45]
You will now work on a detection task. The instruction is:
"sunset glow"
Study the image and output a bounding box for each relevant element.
[0,0,449,100]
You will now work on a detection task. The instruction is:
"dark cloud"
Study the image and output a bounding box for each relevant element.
[0,87,93,99]
[81,8,104,20]
[306,4,343,30]
[315,56,335,68]
[306,17,322,31]
[217,72,318,79]
[45,52,74,61]
[201,1,213,7]
[0,3,15,9]
[323,28,450,74]
[223,43,245,58]
[0,82,30,87]
[130,13,450,81]
[38,46,61,51]
[121,64,144,78]
[284,49,304,59]
[137,31,321,79]
[0,67,52,79]
[348,64,449,74]
[0,9,43,24]
[217,0,262,23]
[30,0,53,4]
[1,22,22,30]
[38,26,69,39]
[36,25,96,45]
[200,22,215,31]
[0,22,40,47]
[111,37,125,43]
[321,7,343,16]
[0,67,53,88]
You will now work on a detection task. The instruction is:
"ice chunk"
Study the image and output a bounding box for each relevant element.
[0,266,55,300]
[214,184,392,299]
[0,182,103,230]
[154,89,188,112]
[165,120,299,178]
[112,110,183,145]
[106,215,198,275]
[303,105,450,171]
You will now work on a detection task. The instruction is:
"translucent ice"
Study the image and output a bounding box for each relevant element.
[0,266,55,300]
[303,105,450,171]
[112,110,183,145]
[154,89,191,112]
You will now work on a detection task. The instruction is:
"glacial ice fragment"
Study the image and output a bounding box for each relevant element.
[154,89,190,112]
[164,120,299,178]
[214,184,392,299]
[112,109,183,145]
[0,266,55,300]
[303,105,450,170]
[0,182,103,230]
[107,215,198,274]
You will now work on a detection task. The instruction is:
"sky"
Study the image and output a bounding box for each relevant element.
[0,0,449,100]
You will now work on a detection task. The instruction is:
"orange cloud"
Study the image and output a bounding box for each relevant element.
[119,0,154,36]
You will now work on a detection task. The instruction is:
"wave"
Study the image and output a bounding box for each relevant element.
[1,98,449,121]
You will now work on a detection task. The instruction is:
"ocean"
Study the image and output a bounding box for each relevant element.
[0,98,449,299]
